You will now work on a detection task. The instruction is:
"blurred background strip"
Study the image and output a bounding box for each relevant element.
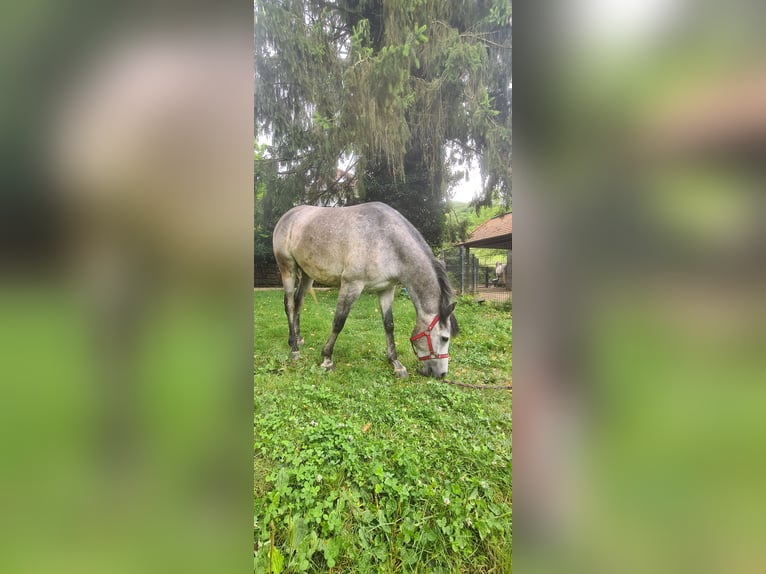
[0,2,253,573]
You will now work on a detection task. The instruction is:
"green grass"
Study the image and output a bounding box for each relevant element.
[254,289,512,573]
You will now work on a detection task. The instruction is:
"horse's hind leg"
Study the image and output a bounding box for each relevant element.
[379,287,407,378]
[293,275,314,345]
[279,264,302,359]
[320,281,363,371]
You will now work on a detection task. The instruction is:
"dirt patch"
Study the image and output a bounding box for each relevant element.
[473,287,511,304]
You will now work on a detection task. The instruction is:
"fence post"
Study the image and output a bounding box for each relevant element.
[468,254,473,293]
[473,257,478,291]
[468,254,473,292]
[470,254,475,293]
[459,246,465,295]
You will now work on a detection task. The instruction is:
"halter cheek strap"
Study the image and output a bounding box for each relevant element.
[410,315,450,361]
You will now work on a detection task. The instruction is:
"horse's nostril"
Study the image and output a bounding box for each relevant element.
[436,372,446,379]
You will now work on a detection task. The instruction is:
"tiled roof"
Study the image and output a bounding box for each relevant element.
[458,212,512,249]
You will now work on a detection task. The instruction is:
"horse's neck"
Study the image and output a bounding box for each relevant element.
[402,265,440,326]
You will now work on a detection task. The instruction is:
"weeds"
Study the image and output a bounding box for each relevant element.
[255,290,511,573]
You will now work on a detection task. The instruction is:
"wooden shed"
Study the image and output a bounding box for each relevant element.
[456,212,512,292]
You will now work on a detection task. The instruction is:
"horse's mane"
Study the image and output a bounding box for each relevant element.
[433,259,459,335]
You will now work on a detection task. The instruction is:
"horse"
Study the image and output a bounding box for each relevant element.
[272,202,458,378]
[495,262,507,287]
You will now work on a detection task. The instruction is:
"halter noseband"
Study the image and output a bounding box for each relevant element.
[410,315,450,361]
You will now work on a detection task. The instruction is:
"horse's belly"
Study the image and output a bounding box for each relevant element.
[301,265,340,287]
[363,277,398,292]
[290,234,396,290]
[297,257,396,291]
[296,258,343,286]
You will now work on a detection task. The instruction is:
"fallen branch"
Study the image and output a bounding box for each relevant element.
[442,380,512,390]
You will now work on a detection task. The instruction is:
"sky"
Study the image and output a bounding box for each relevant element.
[450,167,482,203]
[450,162,481,203]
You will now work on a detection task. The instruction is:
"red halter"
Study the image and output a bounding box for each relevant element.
[410,315,450,361]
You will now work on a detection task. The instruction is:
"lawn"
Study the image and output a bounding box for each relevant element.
[254,289,512,573]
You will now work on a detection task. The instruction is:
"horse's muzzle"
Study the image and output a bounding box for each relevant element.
[418,362,448,379]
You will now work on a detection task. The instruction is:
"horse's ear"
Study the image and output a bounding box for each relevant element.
[449,312,460,336]
[445,302,459,336]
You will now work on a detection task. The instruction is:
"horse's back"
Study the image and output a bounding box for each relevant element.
[273,203,426,288]
[275,203,409,252]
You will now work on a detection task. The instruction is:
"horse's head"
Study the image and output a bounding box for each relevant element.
[410,304,458,379]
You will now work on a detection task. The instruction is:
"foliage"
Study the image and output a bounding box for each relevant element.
[254,0,512,246]
[254,289,511,572]
[444,200,509,245]
[254,143,279,265]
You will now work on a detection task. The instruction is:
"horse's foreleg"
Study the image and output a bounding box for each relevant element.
[379,288,407,378]
[321,282,363,371]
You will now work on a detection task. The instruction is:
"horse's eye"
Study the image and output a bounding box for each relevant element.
[441,336,450,343]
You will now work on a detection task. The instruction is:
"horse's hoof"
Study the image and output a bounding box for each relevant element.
[394,367,408,378]
[320,358,334,371]
[290,351,301,360]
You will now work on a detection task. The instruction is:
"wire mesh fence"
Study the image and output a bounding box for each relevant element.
[441,247,511,304]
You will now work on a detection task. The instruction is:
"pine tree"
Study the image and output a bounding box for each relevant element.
[254,0,511,248]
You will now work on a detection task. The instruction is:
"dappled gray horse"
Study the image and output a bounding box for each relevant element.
[272,202,458,378]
